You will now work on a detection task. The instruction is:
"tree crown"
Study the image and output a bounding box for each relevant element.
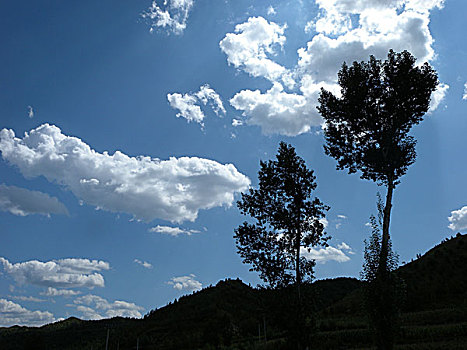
[318,50,439,186]
[235,142,329,288]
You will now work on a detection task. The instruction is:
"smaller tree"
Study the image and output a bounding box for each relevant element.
[362,194,404,350]
[235,142,329,294]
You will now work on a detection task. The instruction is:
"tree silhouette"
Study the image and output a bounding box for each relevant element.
[235,142,329,293]
[318,50,438,349]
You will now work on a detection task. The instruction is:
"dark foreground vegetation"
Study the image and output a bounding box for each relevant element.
[1,233,466,350]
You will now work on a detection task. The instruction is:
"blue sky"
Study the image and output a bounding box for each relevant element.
[1,0,466,326]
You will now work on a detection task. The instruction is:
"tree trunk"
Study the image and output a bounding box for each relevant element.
[379,177,394,276]
[295,228,301,302]
[376,177,395,350]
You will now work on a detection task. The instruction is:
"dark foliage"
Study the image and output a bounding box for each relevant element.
[318,50,438,349]
[235,142,329,289]
[318,49,438,187]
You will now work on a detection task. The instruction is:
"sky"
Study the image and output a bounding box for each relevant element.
[0,0,466,327]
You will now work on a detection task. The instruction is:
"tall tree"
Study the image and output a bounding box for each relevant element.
[318,50,438,349]
[235,142,329,296]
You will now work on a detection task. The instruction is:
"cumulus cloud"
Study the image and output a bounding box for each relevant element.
[463,83,467,100]
[134,259,153,269]
[168,84,226,126]
[230,82,321,136]
[0,298,56,327]
[168,274,202,292]
[0,257,109,289]
[149,225,200,236]
[219,16,294,88]
[0,124,250,223]
[448,206,467,232]
[301,242,354,263]
[40,287,82,297]
[73,294,144,319]
[0,184,68,217]
[224,1,445,136]
[141,0,194,35]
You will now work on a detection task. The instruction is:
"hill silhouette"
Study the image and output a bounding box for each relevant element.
[1,233,466,349]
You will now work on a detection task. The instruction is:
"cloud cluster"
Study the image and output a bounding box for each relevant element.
[448,206,467,232]
[301,242,354,263]
[0,124,250,223]
[0,298,56,327]
[0,257,109,289]
[149,225,200,236]
[222,0,447,136]
[141,0,194,35]
[0,184,68,217]
[168,274,202,292]
[134,259,153,269]
[219,16,293,87]
[167,84,226,126]
[73,294,144,319]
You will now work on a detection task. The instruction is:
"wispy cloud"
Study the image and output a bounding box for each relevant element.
[27,106,34,118]
[0,184,68,217]
[134,259,153,269]
[149,225,200,237]
[463,82,467,100]
[142,0,194,35]
[40,287,82,297]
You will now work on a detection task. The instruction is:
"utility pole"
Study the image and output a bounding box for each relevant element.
[136,337,139,350]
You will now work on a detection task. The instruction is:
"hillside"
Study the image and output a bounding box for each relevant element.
[1,234,466,349]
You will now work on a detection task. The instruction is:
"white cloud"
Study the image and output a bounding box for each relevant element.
[149,225,200,236]
[267,6,276,16]
[73,294,144,319]
[319,217,329,229]
[0,124,250,223]
[448,206,467,232]
[168,84,226,126]
[141,0,194,35]
[167,92,205,124]
[219,17,294,88]
[27,106,34,118]
[40,287,82,297]
[301,242,353,263]
[337,214,347,219]
[223,2,445,136]
[0,257,109,289]
[232,119,243,127]
[9,295,46,303]
[463,82,467,100]
[195,85,226,116]
[428,83,449,113]
[0,298,56,327]
[0,184,68,217]
[230,82,322,136]
[134,259,153,269]
[168,274,202,292]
